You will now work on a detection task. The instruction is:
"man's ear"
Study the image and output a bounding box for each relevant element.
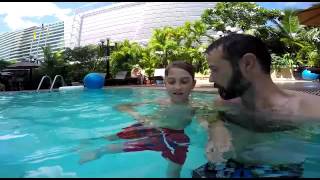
[239,53,257,78]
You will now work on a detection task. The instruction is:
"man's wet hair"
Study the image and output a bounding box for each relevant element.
[165,61,195,80]
[205,33,271,74]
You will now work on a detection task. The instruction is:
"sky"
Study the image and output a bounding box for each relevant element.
[0,2,317,34]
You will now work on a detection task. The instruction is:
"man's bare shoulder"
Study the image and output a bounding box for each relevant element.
[285,89,320,102]
[285,89,320,118]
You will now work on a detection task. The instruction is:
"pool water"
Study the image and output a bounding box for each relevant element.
[1,88,320,177]
[0,88,211,178]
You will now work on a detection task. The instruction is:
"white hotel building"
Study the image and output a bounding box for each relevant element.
[65,2,216,48]
[0,22,64,62]
[0,2,216,62]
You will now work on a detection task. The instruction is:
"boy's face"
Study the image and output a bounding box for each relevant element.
[165,67,196,103]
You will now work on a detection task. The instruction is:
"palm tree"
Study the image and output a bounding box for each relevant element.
[148,27,179,67]
[109,40,144,76]
[41,46,66,78]
[271,9,320,67]
[272,9,304,53]
[296,27,320,66]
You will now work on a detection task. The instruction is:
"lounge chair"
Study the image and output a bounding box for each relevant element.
[308,67,320,76]
[97,73,106,79]
[105,71,129,86]
[149,68,165,85]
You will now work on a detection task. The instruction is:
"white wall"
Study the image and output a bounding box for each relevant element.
[65,2,216,47]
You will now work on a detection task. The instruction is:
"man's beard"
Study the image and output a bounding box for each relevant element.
[214,67,251,100]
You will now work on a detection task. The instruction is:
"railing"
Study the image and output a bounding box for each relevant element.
[49,75,65,92]
[36,75,52,92]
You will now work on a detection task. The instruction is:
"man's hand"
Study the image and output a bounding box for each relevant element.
[206,121,233,163]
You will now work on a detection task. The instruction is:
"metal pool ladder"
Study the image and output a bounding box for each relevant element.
[49,75,65,92]
[36,75,52,92]
[36,75,65,92]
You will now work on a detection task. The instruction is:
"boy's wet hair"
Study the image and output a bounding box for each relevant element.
[165,61,195,80]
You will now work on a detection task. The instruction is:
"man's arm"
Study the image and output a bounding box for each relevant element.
[194,100,234,163]
[193,98,230,128]
[206,120,233,163]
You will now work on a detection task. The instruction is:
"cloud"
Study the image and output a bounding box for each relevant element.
[284,2,299,7]
[0,2,72,31]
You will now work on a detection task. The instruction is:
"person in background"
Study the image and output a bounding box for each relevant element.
[131,65,145,85]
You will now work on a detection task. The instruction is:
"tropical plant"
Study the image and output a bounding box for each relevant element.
[63,45,104,82]
[271,9,305,54]
[148,27,180,68]
[271,9,320,67]
[139,46,157,77]
[40,46,67,78]
[0,59,13,71]
[109,40,144,77]
[296,27,320,67]
[201,2,282,33]
[296,42,320,67]
[63,45,99,71]
[183,20,210,44]
[146,22,209,73]
[271,53,295,71]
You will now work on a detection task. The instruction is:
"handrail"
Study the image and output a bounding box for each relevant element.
[36,75,52,92]
[50,75,65,91]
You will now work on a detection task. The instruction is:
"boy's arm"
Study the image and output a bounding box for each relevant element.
[116,103,142,120]
[116,102,150,123]
[116,102,162,127]
[115,98,168,123]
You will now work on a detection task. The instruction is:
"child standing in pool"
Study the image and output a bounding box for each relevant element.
[79,61,197,178]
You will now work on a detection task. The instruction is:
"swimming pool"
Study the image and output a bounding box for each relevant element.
[1,88,320,177]
[0,88,211,178]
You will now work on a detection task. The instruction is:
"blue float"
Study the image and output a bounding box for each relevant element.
[83,73,105,89]
[302,69,319,80]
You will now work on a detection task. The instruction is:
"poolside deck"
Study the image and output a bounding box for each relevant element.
[112,78,320,96]
[1,78,320,96]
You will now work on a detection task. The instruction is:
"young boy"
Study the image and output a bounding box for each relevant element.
[79,61,197,178]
